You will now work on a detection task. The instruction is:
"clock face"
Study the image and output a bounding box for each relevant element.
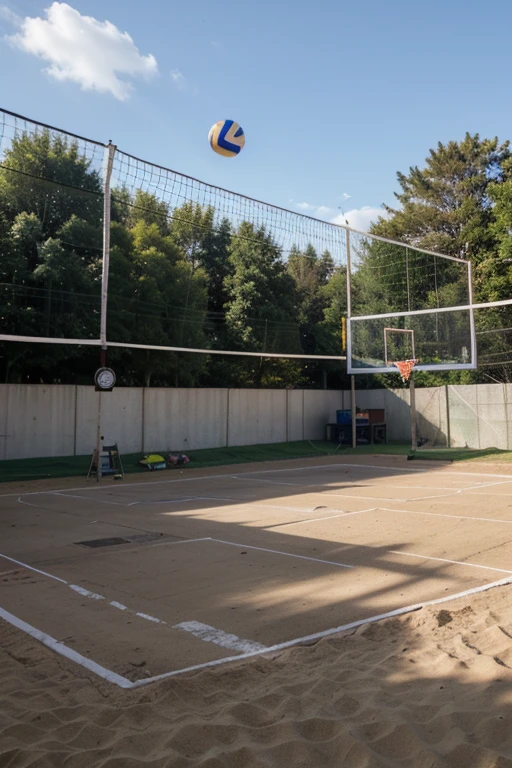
[95,367,116,390]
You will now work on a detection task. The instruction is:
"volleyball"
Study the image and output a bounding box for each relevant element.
[208,120,245,157]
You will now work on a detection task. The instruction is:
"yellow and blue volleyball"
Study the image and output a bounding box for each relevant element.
[208,120,245,157]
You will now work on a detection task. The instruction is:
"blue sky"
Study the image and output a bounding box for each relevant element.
[0,0,511,230]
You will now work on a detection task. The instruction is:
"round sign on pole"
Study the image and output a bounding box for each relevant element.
[94,367,116,391]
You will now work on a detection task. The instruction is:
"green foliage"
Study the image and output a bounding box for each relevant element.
[364,134,512,385]
[372,133,512,260]
[5,128,512,388]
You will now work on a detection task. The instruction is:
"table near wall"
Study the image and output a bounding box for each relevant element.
[326,409,387,445]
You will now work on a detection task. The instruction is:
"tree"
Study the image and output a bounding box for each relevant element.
[372,133,512,261]
[171,202,214,270]
[0,132,103,382]
[347,135,512,386]
[223,222,302,386]
[106,214,209,387]
[0,130,103,236]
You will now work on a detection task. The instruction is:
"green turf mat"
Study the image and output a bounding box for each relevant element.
[0,440,411,484]
[409,447,512,463]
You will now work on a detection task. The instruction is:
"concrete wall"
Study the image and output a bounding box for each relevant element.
[2,382,512,461]
[355,383,512,450]
[0,385,344,460]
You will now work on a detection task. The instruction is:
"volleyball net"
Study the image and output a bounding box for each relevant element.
[3,107,512,385]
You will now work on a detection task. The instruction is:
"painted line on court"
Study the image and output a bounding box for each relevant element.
[210,538,354,569]
[232,476,311,488]
[241,502,320,514]
[0,553,68,584]
[136,612,165,624]
[3,556,512,689]
[50,492,127,506]
[127,496,238,506]
[16,496,49,508]
[0,606,133,688]
[325,476,512,504]
[133,573,512,687]
[69,585,105,600]
[9,459,512,500]
[143,537,213,550]
[110,601,127,611]
[0,548,267,652]
[380,506,512,526]
[271,507,376,528]
[387,549,512,575]
[401,478,512,503]
[175,621,267,653]
[324,491,448,503]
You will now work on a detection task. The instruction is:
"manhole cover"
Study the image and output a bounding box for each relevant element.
[75,532,168,549]
[75,537,129,548]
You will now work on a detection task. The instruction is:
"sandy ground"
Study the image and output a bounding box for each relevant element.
[1,583,512,768]
[2,455,512,767]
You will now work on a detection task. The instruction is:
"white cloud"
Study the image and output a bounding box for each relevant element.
[295,201,315,211]
[8,3,158,100]
[293,201,334,219]
[340,192,352,202]
[0,6,21,26]
[331,206,389,232]
[170,68,185,89]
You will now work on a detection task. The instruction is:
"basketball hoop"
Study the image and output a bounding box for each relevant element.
[393,359,417,383]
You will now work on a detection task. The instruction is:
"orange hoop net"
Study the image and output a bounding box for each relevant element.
[393,359,417,383]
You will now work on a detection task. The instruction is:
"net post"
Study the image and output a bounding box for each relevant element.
[445,383,451,448]
[345,227,353,373]
[100,141,116,355]
[346,226,357,447]
[96,141,116,482]
[410,376,417,451]
[95,392,102,482]
[351,375,356,449]
[468,260,477,368]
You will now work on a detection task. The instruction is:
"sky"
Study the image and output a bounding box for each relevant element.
[0,0,512,231]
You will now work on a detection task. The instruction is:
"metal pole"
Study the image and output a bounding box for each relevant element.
[351,375,356,449]
[286,389,289,442]
[345,227,353,373]
[226,389,230,447]
[95,142,116,474]
[100,141,116,360]
[405,247,411,313]
[468,261,477,368]
[95,391,102,482]
[410,377,417,452]
[346,227,357,448]
[141,386,146,454]
[445,383,451,448]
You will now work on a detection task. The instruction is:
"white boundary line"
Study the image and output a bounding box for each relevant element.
[210,538,354,569]
[175,621,267,653]
[0,553,68,584]
[2,549,512,688]
[132,574,512,687]
[0,606,133,688]
[51,492,126,507]
[272,508,376,527]
[387,550,512,575]
[128,496,238,507]
[0,547,268,652]
[380,506,512,526]
[5,460,512,500]
[69,585,105,600]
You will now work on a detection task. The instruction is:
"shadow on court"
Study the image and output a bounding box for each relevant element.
[1,456,512,684]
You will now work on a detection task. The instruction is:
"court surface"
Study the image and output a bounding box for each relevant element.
[1,455,512,689]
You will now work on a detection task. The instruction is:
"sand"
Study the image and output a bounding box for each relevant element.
[1,581,512,768]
